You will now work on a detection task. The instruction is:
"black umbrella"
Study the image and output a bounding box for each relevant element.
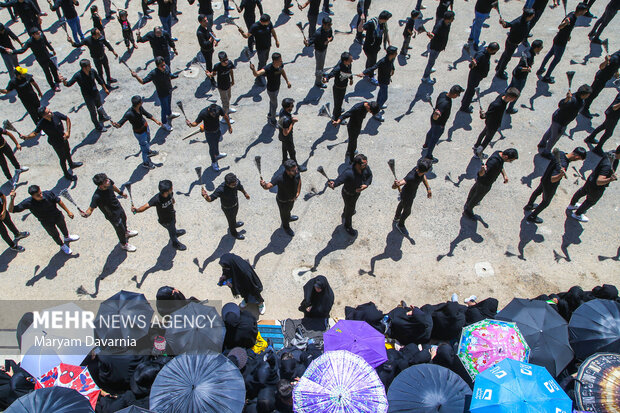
[95,291,154,342]
[0,362,35,409]
[149,352,245,412]
[569,299,620,360]
[6,387,94,413]
[387,364,472,413]
[496,298,573,377]
[115,406,155,412]
[164,302,225,355]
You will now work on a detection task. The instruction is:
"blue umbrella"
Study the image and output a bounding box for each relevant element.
[569,299,620,360]
[6,387,94,413]
[387,364,472,413]
[469,358,572,413]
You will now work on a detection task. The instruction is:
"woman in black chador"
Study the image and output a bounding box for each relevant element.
[218,253,265,315]
[298,275,334,319]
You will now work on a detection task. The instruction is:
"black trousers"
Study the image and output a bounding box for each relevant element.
[0,144,20,180]
[108,210,128,244]
[0,212,19,248]
[589,115,619,151]
[528,182,558,217]
[465,182,492,211]
[363,48,379,77]
[461,71,483,110]
[41,213,69,246]
[243,13,256,50]
[84,93,107,128]
[201,49,214,72]
[571,184,605,215]
[395,195,415,226]
[160,220,180,246]
[308,12,318,41]
[474,124,499,150]
[52,141,76,178]
[222,204,239,236]
[122,29,135,48]
[346,124,362,162]
[281,138,297,164]
[283,0,292,9]
[23,99,40,125]
[590,3,617,38]
[39,58,60,88]
[495,39,518,75]
[341,190,360,229]
[332,85,346,120]
[583,76,607,113]
[277,199,295,229]
[93,55,112,83]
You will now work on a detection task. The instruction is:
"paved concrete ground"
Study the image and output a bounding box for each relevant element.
[0,0,618,319]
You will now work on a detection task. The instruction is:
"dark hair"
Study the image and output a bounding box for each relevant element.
[417,158,432,173]
[443,10,455,20]
[386,45,398,55]
[572,147,587,159]
[272,52,282,61]
[322,16,332,24]
[487,42,500,52]
[131,95,142,106]
[28,185,40,195]
[159,179,172,193]
[368,101,380,114]
[282,97,294,109]
[259,13,270,22]
[93,173,108,186]
[341,52,352,62]
[379,10,392,20]
[576,2,588,10]
[503,148,519,160]
[505,87,521,98]
[450,84,464,95]
[410,10,421,18]
[576,84,593,96]
[278,379,293,399]
[353,154,367,165]
[155,56,165,66]
[37,106,47,117]
[29,27,39,35]
[225,173,237,185]
[283,159,297,170]
[198,14,206,22]
[531,39,543,50]
[208,103,220,113]
[523,8,535,17]
[218,51,228,61]
[90,5,97,12]
[79,59,91,68]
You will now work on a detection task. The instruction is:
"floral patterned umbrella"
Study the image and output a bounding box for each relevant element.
[457,319,530,380]
[36,363,100,409]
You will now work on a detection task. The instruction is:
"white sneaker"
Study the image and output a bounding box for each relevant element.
[60,244,72,255]
[221,118,235,124]
[215,153,227,160]
[64,234,80,242]
[212,162,220,171]
[567,203,581,211]
[464,295,477,304]
[121,243,137,252]
[17,166,29,172]
[126,229,139,238]
[239,299,247,308]
[451,293,459,302]
[258,303,265,315]
[228,108,237,113]
[170,112,181,119]
[571,212,589,222]
[162,123,173,132]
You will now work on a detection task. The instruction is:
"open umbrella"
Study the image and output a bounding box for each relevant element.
[470,358,572,412]
[496,298,573,377]
[457,319,530,380]
[36,363,100,409]
[149,352,245,412]
[569,299,620,360]
[115,407,156,413]
[6,387,94,413]
[324,320,388,368]
[164,302,225,355]
[575,352,620,412]
[387,364,472,413]
[96,291,154,342]
[293,350,388,413]
[20,303,95,378]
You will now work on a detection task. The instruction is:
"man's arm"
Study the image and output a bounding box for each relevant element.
[5,193,12,216]
[131,202,150,213]
[501,167,508,183]
[281,68,292,88]
[131,70,146,84]
[144,109,162,126]
[550,169,565,183]
[249,62,266,77]
[7,27,22,46]
[167,34,178,55]
[80,206,95,217]
[296,176,301,198]
[63,116,71,139]
[31,78,43,97]
[271,27,280,48]
[58,198,74,219]
[223,113,232,133]
[422,175,432,198]
[93,70,109,94]
[3,130,21,150]
[112,184,127,197]
[597,173,617,185]
[432,109,441,120]
[103,38,118,57]
[230,67,235,86]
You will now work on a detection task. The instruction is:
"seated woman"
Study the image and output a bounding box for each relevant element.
[298,275,334,319]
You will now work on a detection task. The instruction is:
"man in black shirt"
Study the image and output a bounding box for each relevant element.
[0,0,41,33]
[362,10,391,85]
[495,8,535,80]
[0,191,29,252]
[237,0,263,53]
[68,28,118,86]
[189,0,213,26]
[361,45,397,122]
[208,51,236,122]
[585,91,620,154]
[505,40,543,114]
[11,29,61,91]
[323,52,354,120]
[328,154,372,236]
[202,172,250,240]
[400,10,421,58]
[132,179,186,250]
[460,42,499,113]
[310,17,333,88]
[49,0,84,43]
[524,147,587,223]
[155,0,174,39]
[277,98,307,172]
[538,85,592,158]
[333,101,380,163]
[581,50,620,118]
[260,159,301,236]
[473,88,520,158]
[423,85,464,163]
[196,14,218,85]
[0,66,43,124]
[9,185,79,254]
[62,59,111,131]
[0,127,28,182]
[589,0,619,43]
[240,14,280,86]
[568,145,619,222]
[422,11,454,84]
[298,0,322,44]
[137,26,177,67]
[537,4,587,83]
[0,23,23,80]
[392,158,432,236]
[112,96,162,170]
[250,52,291,125]
[464,148,518,219]
[131,56,180,132]
[468,0,495,50]
[81,173,138,251]
[22,106,83,181]
[186,103,232,171]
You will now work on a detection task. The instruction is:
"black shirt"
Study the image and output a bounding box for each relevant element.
[430,19,451,52]
[436,0,453,20]
[264,63,284,92]
[604,91,620,120]
[506,15,531,44]
[13,191,62,223]
[403,17,416,37]
[6,74,38,104]
[471,48,492,78]
[210,180,245,208]
[401,167,424,201]
[340,102,369,129]
[90,179,124,221]
[326,61,352,88]
[196,25,215,52]
[587,156,614,189]
[74,35,113,60]
[552,96,584,126]
[333,165,373,194]
[239,0,262,18]
[272,168,300,201]
[477,151,504,186]
[541,151,568,187]
[596,51,620,81]
[431,92,452,126]
[213,61,235,90]
[363,18,386,52]
[0,0,40,26]
[194,0,213,15]
[0,27,19,52]
[475,0,495,14]
[249,22,273,51]
[278,109,293,142]
[143,67,173,97]
[14,35,53,62]
[0,128,8,147]
[512,47,535,80]
[117,106,152,133]
[137,31,174,57]
[195,105,225,132]
[51,0,77,19]
[156,0,173,17]
[93,14,104,32]
[554,12,577,46]
[67,68,104,97]
[148,192,175,223]
[35,112,67,148]
[363,56,394,85]
[313,26,332,52]
[485,95,508,128]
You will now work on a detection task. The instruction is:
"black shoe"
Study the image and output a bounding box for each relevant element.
[10,245,25,252]
[298,165,308,172]
[344,226,357,236]
[460,105,474,113]
[148,150,159,157]
[176,229,186,236]
[590,36,603,44]
[71,161,83,168]
[315,83,327,89]
[14,231,29,241]
[396,224,409,236]
[173,242,187,251]
[542,76,555,84]
[283,8,293,15]
[584,11,596,18]
[170,73,179,79]
[527,215,543,224]
[233,233,245,240]
[463,209,475,219]
[235,221,244,228]
[581,110,593,119]
[584,136,598,144]
[393,215,400,222]
[108,77,118,83]
[506,108,518,114]
[289,215,299,222]
[283,226,295,236]
[65,174,78,181]
[523,203,538,211]
[425,156,438,164]
[495,71,508,80]
[540,152,553,160]
[536,68,545,76]
[141,162,156,170]
[592,146,604,155]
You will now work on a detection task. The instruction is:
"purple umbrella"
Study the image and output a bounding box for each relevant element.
[324,320,388,368]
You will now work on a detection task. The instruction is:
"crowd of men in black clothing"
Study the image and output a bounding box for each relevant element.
[0,0,618,255]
